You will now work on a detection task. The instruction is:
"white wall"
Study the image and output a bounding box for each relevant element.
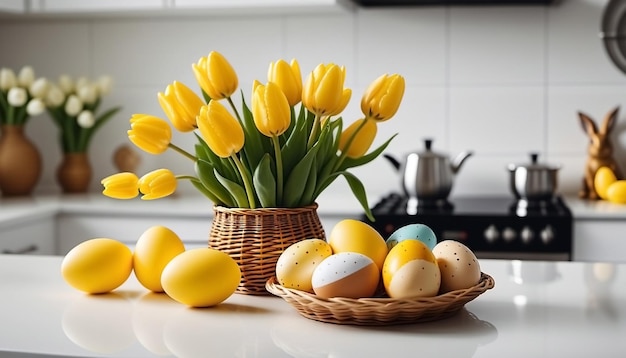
[1,0,625,206]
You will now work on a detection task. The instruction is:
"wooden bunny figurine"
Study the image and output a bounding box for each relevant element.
[578,107,622,200]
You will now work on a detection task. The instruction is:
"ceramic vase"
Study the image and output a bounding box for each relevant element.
[0,125,42,196]
[56,152,92,193]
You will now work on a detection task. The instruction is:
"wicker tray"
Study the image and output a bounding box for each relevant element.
[266,272,495,326]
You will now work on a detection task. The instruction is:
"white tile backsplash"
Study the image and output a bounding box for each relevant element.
[2,0,626,200]
[547,85,626,154]
[285,13,355,80]
[449,86,545,154]
[449,6,546,85]
[547,0,626,84]
[355,7,447,86]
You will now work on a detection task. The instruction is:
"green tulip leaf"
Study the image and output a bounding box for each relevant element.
[194,132,239,181]
[194,143,210,161]
[315,121,336,173]
[240,93,271,170]
[214,168,249,208]
[283,143,320,207]
[253,154,276,208]
[299,156,318,206]
[340,170,375,222]
[281,105,312,174]
[190,178,222,205]
[195,159,236,207]
[340,133,398,170]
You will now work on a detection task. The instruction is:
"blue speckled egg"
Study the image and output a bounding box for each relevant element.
[386,223,437,251]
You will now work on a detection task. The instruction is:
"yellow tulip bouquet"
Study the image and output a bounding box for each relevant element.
[101,51,405,221]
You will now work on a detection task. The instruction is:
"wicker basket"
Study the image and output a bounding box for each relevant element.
[266,272,495,325]
[209,204,325,295]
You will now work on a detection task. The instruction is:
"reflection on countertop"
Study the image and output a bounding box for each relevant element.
[1,255,625,357]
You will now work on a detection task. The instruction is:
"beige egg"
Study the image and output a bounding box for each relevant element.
[433,240,481,293]
[311,252,380,299]
[275,238,332,293]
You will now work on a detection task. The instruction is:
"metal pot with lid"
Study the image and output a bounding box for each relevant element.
[508,153,560,201]
[384,138,473,201]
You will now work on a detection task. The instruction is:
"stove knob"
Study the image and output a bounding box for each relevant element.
[521,226,534,244]
[502,227,516,243]
[484,225,499,243]
[541,225,554,245]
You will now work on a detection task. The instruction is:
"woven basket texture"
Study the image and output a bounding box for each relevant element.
[209,204,325,295]
[266,272,495,325]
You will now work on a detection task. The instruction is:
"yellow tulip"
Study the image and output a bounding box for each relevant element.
[157,81,204,132]
[127,114,172,155]
[302,63,352,117]
[268,59,302,107]
[252,82,291,137]
[101,172,139,199]
[361,73,405,122]
[138,168,177,200]
[339,118,378,158]
[197,101,244,158]
[192,51,238,100]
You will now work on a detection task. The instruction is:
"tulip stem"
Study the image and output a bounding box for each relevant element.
[271,136,283,205]
[307,114,321,150]
[168,143,197,162]
[7,106,14,125]
[226,96,243,124]
[333,118,369,172]
[230,153,256,209]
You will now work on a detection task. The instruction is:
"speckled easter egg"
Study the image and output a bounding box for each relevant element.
[275,239,333,293]
[433,240,481,293]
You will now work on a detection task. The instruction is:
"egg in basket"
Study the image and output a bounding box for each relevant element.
[266,220,495,325]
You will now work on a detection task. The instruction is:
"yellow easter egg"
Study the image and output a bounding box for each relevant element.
[594,166,618,200]
[382,239,440,298]
[607,180,626,204]
[161,248,241,307]
[328,219,388,270]
[62,238,133,294]
[133,226,186,292]
[275,238,332,293]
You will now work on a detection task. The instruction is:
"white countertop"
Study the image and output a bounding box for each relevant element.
[564,196,626,219]
[0,255,624,357]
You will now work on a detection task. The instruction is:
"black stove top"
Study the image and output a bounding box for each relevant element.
[363,193,573,261]
[372,192,572,217]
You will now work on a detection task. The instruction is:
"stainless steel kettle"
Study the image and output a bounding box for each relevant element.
[384,139,473,201]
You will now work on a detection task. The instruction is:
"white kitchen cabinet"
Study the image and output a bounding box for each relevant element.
[573,219,626,263]
[0,217,55,255]
[56,213,213,255]
[173,0,353,14]
[27,0,162,13]
[9,0,351,17]
[56,212,348,254]
[0,0,26,12]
